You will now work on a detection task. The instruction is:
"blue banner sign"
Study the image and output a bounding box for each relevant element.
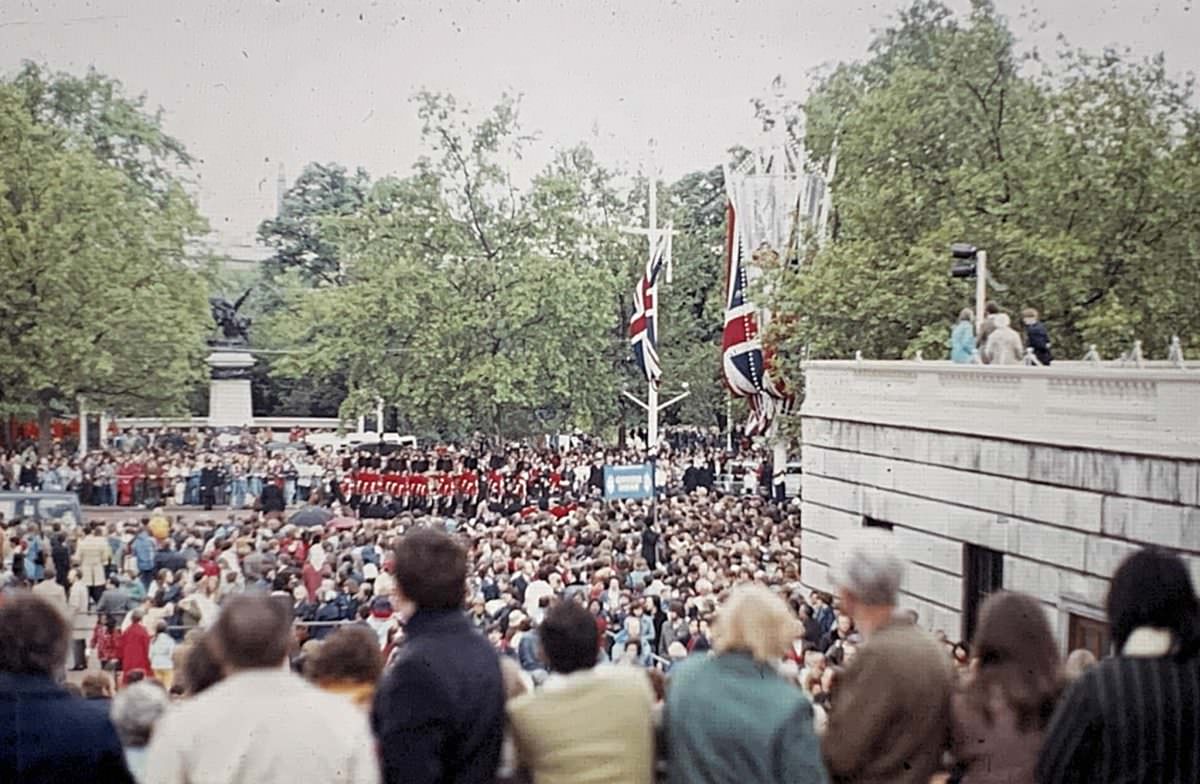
[603,463,654,500]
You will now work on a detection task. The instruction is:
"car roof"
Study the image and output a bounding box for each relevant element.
[0,491,79,500]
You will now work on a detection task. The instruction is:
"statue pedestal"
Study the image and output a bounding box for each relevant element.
[207,349,255,427]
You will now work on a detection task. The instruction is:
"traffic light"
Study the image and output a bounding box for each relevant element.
[950,243,978,278]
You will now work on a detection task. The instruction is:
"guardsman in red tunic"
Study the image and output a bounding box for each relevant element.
[410,471,430,513]
[437,470,456,515]
[487,468,504,510]
[457,466,479,514]
[383,468,403,504]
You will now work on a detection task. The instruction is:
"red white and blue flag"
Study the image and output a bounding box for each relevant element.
[628,233,668,385]
[722,200,768,397]
[722,199,790,435]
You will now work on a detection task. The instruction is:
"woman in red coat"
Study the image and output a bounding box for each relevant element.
[118,608,152,685]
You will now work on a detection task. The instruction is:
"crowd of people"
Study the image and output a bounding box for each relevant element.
[0,426,750,512]
[1,449,1198,784]
[949,303,1053,366]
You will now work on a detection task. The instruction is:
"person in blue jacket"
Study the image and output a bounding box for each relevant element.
[949,308,977,363]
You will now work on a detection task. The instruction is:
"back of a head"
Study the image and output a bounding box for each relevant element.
[831,530,904,608]
[110,681,170,748]
[307,625,382,685]
[968,591,1061,731]
[985,301,1000,315]
[711,583,797,664]
[539,600,599,675]
[392,526,467,610]
[1063,648,1097,682]
[1107,549,1200,657]
[0,592,69,676]
[211,593,294,671]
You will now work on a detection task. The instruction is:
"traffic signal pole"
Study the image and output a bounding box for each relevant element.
[975,250,988,331]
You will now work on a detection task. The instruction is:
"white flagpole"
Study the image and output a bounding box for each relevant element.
[646,159,659,453]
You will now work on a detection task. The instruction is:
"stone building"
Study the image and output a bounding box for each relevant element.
[798,359,1200,656]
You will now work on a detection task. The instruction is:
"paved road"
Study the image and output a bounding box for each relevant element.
[81,505,273,525]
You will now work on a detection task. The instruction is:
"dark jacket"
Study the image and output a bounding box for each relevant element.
[371,609,505,784]
[1036,651,1199,784]
[259,483,286,513]
[0,672,133,784]
[1024,321,1052,365]
[51,540,71,586]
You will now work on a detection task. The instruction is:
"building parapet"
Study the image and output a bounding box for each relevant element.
[801,360,1200,460]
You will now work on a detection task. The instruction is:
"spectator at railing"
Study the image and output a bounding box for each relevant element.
[822,530,955,784]
[1037,549,1200,784]
[144,594,378,783]
[371,526,505,784]
[949,591,1062,784]
[665,583,828,784]
[110,681,169,784]
[0,592,134,784]
[507,598,656,784]
[306,624,383,710]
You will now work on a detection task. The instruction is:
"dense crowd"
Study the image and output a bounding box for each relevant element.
[0,426,753,511]
[1,433,1198,784]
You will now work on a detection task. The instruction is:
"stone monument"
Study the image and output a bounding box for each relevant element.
[207,290,255,427]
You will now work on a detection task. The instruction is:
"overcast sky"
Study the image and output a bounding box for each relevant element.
[3,0,1196,245]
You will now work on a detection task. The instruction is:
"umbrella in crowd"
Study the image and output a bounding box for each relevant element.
[289,506,334,527]
[325,516,358,531]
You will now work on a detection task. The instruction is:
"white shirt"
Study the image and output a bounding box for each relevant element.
[144,668,379,784]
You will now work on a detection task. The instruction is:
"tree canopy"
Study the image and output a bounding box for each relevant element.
[772,0,1200,375]
[260,93,736,438]
[0,64,211,450]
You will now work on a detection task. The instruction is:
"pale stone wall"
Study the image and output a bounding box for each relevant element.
[799,362,1200,647]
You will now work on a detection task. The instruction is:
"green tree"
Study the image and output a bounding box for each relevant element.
[257,162,371,287]
[268,94,636,440]
[772,0,1200,380]
[0,75,210,453]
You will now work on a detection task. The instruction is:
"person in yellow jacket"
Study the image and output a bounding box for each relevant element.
[147,509,171,543]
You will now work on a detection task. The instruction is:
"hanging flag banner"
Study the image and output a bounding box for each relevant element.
[628,231,669,385]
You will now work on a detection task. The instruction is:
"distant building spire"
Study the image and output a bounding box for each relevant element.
[275,162,287,216]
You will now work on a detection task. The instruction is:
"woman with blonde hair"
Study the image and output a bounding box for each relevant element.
[664,583,828,784]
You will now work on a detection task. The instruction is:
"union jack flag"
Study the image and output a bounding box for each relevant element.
[722,200,768,397]
[723,199,790,434]
[629,233,668,384]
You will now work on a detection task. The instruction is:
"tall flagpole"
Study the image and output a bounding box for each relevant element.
[646,162,659,453]
[620,143,686,457]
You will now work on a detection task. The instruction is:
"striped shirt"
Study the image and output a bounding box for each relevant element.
[1036,653,1200,783]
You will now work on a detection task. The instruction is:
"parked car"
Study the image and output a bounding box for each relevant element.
[0,491,84,529]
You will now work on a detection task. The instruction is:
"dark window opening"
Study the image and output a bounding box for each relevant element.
[863,516,894,531]
[963,544,1004,642]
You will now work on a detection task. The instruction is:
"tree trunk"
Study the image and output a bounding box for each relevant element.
[37,405,52,457]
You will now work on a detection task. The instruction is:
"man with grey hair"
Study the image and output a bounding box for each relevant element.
[111,681,170,783]
[821,530,954,784]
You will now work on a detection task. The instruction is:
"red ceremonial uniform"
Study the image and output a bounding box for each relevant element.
[409,474,429,499]
[437,472,456,499]
[357,470,380,496]
[457,470,478,498]
[488,470,503,499]
[384,472,403,496]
